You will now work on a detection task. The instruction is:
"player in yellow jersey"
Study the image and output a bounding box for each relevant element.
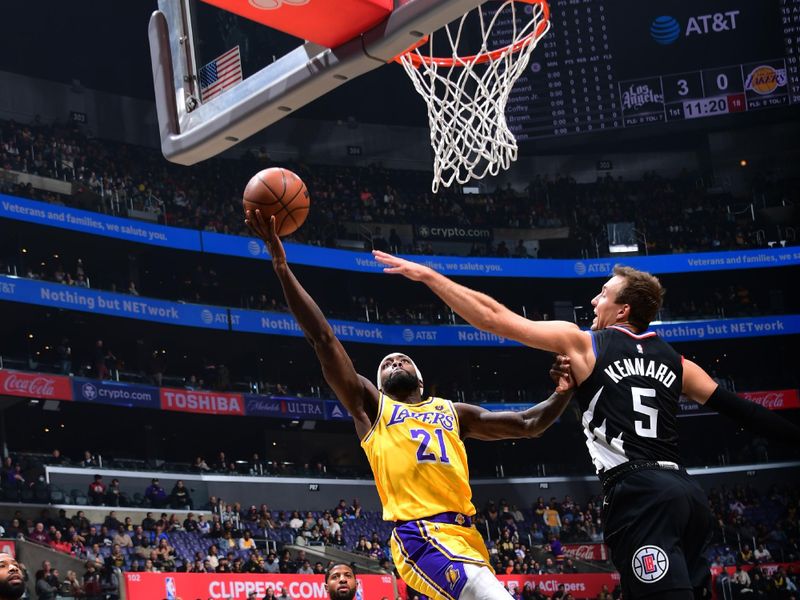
[246,211,575,600]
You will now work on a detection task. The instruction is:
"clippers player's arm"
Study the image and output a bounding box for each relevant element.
[372,251,595,382]
[246,211,379,440]
[457,355,576,440]
[683,358,800,445]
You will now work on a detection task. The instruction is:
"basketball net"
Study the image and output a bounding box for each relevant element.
[398,0,550,193]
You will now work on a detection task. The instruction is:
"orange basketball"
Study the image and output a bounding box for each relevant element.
[243,167,310,236]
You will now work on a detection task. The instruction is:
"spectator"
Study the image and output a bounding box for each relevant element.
[144,479,167,508]
[48,531,72,555]
[297,559,314,575]
[192,456,211,472]
[113,528,133,549]
[82,561,102,598]
[87,475,106,506]
[93,339,112,380]
[264,552,280,574]
[238,530,256,551]
[81,451,98,468]
[169,480,192,509]
[28,522,50,546]
[738,544,756,564]
[754,543,772,563]
[36,569,58,600]
[105,478,124,506]
[56,338,72,374]
[59,570,84,598]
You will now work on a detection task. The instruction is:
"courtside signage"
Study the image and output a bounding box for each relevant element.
[160,388,245,416]
[2,195,798,277]
[72,379,159,409]
[0,369,72,401]
[0,194,201,250]
[0,275,230,330]
[124,572,394,599]
[2,275,800,345]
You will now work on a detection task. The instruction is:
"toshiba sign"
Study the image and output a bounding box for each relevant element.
[160,388,245,416]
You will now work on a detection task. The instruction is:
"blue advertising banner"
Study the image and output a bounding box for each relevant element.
[72,378,159,409]
[3,275,800,345]
[325,400,351,421]
[2,194,799,277]
[244,395,326,419]
[0,194,201,251]
[0,275,230,330]
[649,315,799,342]
[230,308,514,346]
[205,232,800,278]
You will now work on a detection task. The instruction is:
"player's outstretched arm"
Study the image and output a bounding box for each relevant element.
[456,355,576,440]
[683,358,800,445]
[246,210,379,439]
[372,251,590,360]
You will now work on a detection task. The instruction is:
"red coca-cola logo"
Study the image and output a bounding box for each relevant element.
[0,370,71,400]
[3,373,55,396]
[563,543,608,561]
[746,392,785,409]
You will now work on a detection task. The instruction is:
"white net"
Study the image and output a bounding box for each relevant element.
[399,0,550,193]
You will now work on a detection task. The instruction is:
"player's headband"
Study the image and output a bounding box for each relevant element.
[376,352,424,396]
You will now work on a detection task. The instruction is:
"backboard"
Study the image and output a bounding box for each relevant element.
[149,0,490,165]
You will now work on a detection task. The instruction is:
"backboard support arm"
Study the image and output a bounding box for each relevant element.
[149,0,487,165]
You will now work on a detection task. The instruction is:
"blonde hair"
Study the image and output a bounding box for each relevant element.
[613,265,665,329]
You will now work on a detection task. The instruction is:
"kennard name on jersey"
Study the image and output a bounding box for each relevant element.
[575,325,684,473]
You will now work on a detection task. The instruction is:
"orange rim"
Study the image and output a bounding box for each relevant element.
[394,0,549,67]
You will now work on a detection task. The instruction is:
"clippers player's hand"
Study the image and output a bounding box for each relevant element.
[245,210,286,268]
[550,354,574,394]
[372,251,434,281]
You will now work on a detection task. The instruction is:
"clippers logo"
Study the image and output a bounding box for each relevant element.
[745,66,787,96]
[249,0,309,9]
[445,565,461,589]
[632,545,669,583]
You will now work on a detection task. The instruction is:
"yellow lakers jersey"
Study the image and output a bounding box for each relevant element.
[361,394,476,522]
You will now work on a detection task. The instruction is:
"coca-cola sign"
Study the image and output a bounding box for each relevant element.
[740,389,800,410]
[0,370,73,400]
[562,543,609,561]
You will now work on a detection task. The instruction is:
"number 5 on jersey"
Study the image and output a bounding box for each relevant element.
[411,428,451,463]
[632,386,658,438]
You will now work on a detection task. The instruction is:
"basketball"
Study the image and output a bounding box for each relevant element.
[242,167,310,236]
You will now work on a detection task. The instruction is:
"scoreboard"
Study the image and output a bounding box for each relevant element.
[496,0,800,140]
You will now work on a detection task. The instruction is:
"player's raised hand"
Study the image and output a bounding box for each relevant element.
[372,250,434,282]
[550,354,575,394]
[245,210,286,267]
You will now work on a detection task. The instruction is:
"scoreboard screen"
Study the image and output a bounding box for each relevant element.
[496,0,800,140]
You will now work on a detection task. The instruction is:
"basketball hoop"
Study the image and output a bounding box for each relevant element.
[396,0,550,192]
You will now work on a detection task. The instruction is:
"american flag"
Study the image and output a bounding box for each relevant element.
[198,46,243,102]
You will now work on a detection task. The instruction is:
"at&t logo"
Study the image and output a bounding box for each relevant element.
[247,240,262,256]
[650,16,680,45]
[402,329,415,343]
[200,310,214,324]
[574,262,587,275]
[650,11,739,45]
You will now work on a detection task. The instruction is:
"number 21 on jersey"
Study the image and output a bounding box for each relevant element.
[411,428,450,463]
